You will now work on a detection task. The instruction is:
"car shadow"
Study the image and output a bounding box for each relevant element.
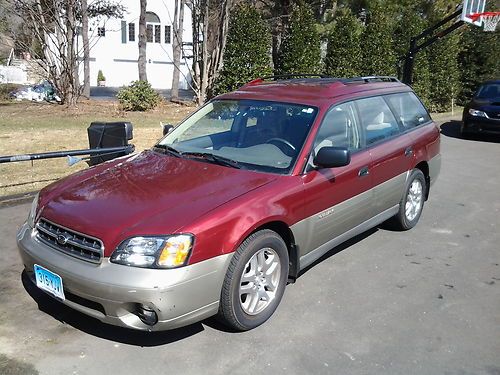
[440,120,500,143]
[21,271,205,346]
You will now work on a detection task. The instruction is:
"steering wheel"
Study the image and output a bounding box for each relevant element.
[266,138,296,156]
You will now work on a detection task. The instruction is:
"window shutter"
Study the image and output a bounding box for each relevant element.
[121,21,127,43]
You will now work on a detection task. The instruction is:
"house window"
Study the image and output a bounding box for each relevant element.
[97,27,105,37]
[146,24,153,43]
[145,11,161,44]
[129,23,135,42]
[154,25,161,43]
[165,25,171,44]
[145,11,160,23]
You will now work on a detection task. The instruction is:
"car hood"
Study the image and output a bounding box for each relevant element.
[38,150,277,256]
[468,97,500,112]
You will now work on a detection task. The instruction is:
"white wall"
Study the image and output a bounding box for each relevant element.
[83,0,193,89]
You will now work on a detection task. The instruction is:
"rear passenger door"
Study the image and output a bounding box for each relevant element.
[355,96,414,215]
[385,92,439,179]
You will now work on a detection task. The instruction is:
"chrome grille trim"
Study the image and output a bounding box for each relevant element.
[35,218,104,264]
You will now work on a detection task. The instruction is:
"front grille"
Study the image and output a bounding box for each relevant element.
[36,218,104,264]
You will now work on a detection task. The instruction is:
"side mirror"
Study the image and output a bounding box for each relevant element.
[314,146,351,168]
[162,123,174,136]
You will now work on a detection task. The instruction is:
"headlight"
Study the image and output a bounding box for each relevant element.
[110,234,193,269]
[27,193,40,228]
[468,109,487,117]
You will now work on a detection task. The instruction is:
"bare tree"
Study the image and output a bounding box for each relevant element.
[138,0,147,81]
[65,0,78,104]
[5,0,125,105]
[171,0,184,101]
[189,0,232,104]
[82,0,90,98]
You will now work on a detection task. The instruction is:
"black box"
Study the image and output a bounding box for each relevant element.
[87,122,133,166]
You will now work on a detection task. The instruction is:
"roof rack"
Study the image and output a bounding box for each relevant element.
[340,76,400,83]
[243,75,400,87]
[245,74,335,86]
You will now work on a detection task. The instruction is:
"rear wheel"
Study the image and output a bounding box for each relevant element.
[392,169,426,231]
[218,229,289,331]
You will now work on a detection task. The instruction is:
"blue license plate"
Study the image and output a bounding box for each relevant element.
[34,264,65,300]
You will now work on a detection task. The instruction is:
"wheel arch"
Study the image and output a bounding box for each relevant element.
[246,221,299,283]
[414,161,430,200]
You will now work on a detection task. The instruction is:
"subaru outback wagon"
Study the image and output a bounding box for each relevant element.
[18,76,440,331]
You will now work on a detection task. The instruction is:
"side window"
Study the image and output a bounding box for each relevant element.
[356,96,400,145]
[313,102,362,154]
[385,92,431,129]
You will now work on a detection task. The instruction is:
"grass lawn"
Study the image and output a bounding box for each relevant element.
[0,99,195,197]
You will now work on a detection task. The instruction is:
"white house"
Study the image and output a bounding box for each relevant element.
[85,1,193,90]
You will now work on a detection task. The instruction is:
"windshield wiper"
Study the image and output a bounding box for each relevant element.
[153,144,182,157]
[181,151,240,169]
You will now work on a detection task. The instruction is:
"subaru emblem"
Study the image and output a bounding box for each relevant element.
[56,234,69,245]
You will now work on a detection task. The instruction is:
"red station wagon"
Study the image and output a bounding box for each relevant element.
[18,76,441,331]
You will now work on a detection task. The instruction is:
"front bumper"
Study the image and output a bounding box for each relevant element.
[17,223,232,331]
[462,115,500,134]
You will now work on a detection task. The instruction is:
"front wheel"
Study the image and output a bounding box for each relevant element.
[392,169,426,231]
[218,229,289,331]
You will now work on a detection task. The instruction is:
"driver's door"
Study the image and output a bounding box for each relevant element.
[293,102,374,265]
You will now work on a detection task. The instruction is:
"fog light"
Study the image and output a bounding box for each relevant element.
[137,304,158,326]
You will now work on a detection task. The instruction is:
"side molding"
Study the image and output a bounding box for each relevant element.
[298,205,399,270]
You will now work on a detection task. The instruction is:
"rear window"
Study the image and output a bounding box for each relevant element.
[385,92,431,130]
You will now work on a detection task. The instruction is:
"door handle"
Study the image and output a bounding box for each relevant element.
[358,166,369,177]
[404,147,413,157]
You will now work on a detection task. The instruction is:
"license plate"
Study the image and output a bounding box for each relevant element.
[34,264,65,300]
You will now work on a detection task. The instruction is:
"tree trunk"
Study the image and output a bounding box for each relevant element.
[188,0,232,104]
[138,0,148,82]
[271,0,291,73]
[65,0,78,106]
[82,0,90,98]
[199,0,210,104]
[171,0,184,101]
[191,3,201,100]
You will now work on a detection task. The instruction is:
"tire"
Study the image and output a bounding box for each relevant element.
[218,229,289,331]
[392,169,426,231]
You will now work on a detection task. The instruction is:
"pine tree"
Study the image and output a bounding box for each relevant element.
[212,5,272,96]
[360,3,397,76]
[393,5,432,107]
[458,26,500,105]
[324,8,363,78]
[426,5,462,112]
[276,2,322,75]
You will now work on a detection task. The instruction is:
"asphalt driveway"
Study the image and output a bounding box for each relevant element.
[0,119,499,375]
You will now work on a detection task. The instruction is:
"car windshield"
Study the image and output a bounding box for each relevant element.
[475,83,500,99]
[157,99,317,174]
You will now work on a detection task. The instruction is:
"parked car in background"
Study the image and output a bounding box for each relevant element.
[462,80,500,137]
[17,76,440,332]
